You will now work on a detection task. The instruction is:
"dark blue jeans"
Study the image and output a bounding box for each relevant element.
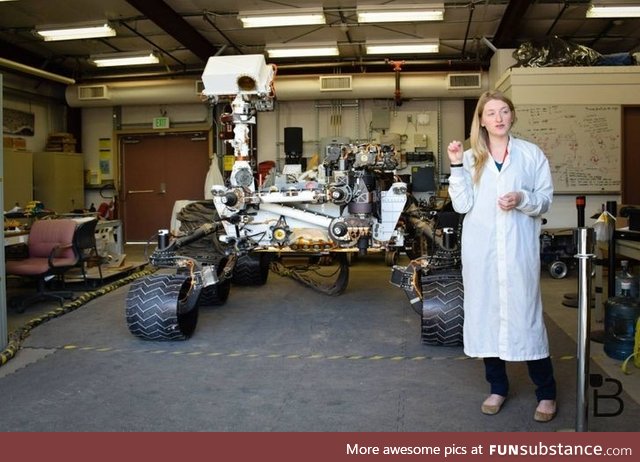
[483,357,556,402]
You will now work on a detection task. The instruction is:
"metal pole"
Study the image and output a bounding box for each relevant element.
[606,200,617,299]
[0,78,7,351]
[574,227,594,432]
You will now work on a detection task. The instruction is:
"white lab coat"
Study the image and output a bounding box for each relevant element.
[448,136,554,361]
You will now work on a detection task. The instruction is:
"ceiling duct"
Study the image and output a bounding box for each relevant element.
[319,75,352,92]
[447,73,482,89]
[65,72,489,107]
[276,72,489,100]
[77,84,109,100]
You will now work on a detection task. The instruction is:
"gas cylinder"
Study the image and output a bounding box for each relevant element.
[604,281,640,361]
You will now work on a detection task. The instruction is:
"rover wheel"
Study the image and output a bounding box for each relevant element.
[385,250,399,266]
[421,271,464,346]
[198,258,232,307]
[232,253,271,286]
[125,274,199,340]
[405,233,428,260]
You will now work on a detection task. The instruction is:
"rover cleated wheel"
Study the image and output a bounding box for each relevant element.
[405,233,429,260]
[125,274,199,340]
[385,250,399,266]
[421,270,464,346]
[232,253,271,286]
[198,259,232,307]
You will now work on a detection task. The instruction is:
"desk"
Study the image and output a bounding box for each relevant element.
[3,220,122,255]
[615,228,640,261]
[616,239,640,261]
[3,230,29,246]
[592,229,640,323]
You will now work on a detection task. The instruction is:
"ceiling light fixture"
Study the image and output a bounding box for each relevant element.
[238,7,326,28]
[365,40,439,55]
[35,21,116,41]
[357,3,444,23]
[586,2,640,18]
[266,42,339,58]
[90,51,159,67]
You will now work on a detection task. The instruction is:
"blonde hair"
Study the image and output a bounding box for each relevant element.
[469,90,516,184]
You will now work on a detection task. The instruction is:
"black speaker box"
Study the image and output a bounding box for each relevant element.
[284,127,303,155]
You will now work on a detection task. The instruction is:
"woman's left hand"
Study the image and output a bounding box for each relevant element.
[498,191,523,211]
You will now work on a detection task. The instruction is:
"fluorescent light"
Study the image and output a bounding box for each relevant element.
[266,42,339,58]
[36,21,116,41]
[239,7,326,28]
[90,51,159,67]
[365,40,439,55]
[586,3,640,18]
[357,3,444,23]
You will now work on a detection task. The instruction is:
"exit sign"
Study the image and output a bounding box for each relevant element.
[153,117,170,129]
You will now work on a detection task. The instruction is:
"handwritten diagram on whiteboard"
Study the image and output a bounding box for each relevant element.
[511,105,621,194]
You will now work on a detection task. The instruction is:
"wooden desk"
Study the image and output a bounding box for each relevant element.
[615,228,640,261]
[3,230,29,246]
[592,228,640,322]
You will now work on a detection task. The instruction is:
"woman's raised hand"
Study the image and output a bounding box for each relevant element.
[447,140,464,164]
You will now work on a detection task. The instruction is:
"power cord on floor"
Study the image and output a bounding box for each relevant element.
[0,267,157,368]
[270,256,350,296]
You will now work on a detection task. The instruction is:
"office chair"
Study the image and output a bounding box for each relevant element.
[5,218,79,313]
[73,218,103,287]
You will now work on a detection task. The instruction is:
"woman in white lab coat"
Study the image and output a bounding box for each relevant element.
[447,90,557,423]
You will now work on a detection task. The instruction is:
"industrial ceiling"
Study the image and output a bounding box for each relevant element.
[0,0,639,85]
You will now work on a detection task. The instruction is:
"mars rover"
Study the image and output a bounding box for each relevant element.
[125,55,464,344]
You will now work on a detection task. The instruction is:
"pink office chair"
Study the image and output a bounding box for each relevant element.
[5,218,79,313]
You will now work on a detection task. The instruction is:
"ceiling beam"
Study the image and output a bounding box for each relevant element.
[491,0,537,49]
[125,0,217,62]
[0,38,73,82]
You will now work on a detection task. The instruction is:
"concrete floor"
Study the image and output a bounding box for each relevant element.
[1,246,638,432]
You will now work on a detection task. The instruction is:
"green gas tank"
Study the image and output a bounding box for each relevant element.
[604,281,640,361]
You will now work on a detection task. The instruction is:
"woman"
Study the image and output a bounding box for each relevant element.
[446,90,557,422]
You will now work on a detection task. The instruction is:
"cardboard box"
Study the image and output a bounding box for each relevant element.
[3,136,27,150]
[12,137,27,150]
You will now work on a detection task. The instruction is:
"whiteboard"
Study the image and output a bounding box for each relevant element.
[511,105,621,194]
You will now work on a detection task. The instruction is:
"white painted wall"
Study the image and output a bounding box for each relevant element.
[495,65,640,228]
[4,60,638,229]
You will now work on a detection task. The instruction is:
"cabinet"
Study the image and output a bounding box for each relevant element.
[33,151,84,213]
[3,149,33,211]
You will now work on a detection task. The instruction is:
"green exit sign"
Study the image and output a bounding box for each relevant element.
[153,117,170,129]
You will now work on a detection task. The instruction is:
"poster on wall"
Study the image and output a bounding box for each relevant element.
[99,137,113,180]
[3,108,35,136]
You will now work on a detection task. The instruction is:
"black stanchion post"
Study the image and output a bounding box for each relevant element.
[576,195,586,228]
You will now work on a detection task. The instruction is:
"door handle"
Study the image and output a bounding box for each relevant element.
[127,189,155,194]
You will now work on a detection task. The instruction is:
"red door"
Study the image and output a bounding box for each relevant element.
[120,132,211,242]
[623,106,640,205]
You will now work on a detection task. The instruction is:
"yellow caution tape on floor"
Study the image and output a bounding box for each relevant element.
[0,268,157,368]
